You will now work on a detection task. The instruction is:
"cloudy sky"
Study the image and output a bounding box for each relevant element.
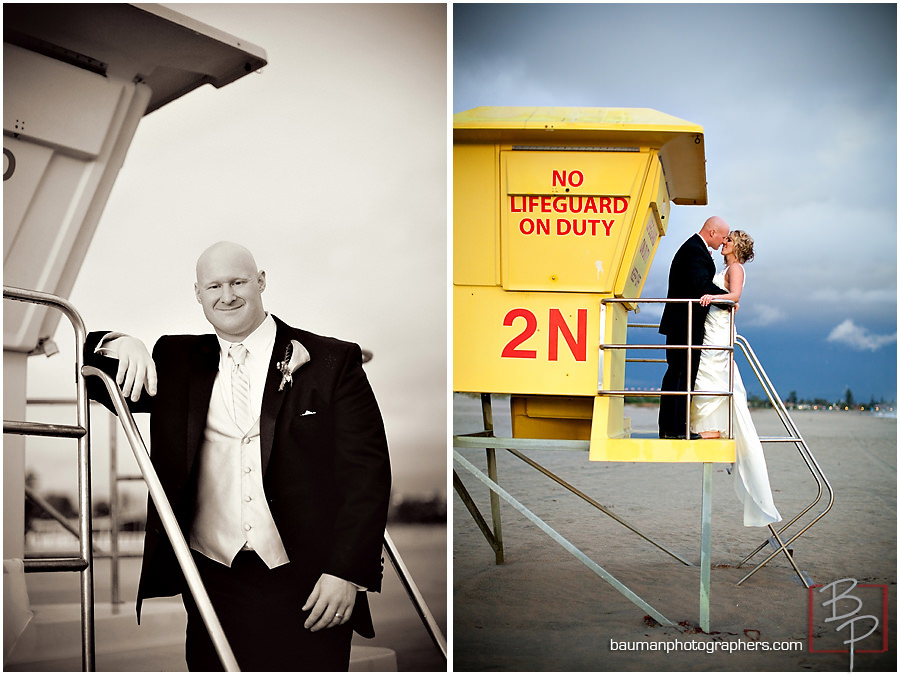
[454,2,897,403]
[24,3,447,499]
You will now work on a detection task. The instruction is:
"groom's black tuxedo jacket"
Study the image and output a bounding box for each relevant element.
[658,233,727,344]
[84,315,391,638]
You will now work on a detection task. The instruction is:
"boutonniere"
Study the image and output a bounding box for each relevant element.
[276,339,310,391]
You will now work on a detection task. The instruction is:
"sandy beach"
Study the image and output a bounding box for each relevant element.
[453,395,896,671]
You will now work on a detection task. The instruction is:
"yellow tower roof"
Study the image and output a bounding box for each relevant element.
[454,107,707,205]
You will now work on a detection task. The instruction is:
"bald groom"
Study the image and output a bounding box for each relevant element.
[658,217,731,439]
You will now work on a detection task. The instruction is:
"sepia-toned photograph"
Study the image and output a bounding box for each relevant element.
[4,3,446,671]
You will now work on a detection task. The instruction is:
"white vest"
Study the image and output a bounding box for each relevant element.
[190,374,289,568]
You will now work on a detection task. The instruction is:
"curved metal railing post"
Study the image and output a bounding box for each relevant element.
[3,285,96,671]
[383,530,447,660]
[81,366,240,671]
[731,336,834,585]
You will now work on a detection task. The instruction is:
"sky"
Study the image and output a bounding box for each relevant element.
[454,2,897,404]
[21,3,447,501]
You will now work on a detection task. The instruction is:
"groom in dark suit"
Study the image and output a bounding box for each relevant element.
[84,241,391,671]
[658,217,730,439]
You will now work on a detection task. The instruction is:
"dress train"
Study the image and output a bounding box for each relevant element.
[690,269,781,527]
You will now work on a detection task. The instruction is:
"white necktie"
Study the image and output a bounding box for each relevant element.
[229,343,253,430]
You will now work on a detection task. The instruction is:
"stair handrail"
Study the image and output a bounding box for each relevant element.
[81,365,240,671]
[383,530,447,659]
[4,285,97,670]
[731,335,835,583]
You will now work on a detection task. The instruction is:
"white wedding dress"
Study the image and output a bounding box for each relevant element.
[690,266,782,527]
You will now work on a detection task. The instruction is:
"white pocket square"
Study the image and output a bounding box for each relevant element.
[301,410,316,416]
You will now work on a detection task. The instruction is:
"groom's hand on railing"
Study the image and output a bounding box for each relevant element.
[101,336,158,401]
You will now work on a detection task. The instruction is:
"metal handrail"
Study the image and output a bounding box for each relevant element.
[3,285,96,670]
[383,531,448,659]
[5,420,87,437]
[731,335,834,585]
[82,366,240,671]
[600,297,736,438]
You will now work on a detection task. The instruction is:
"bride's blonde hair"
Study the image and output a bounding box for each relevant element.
[730,230,755,263]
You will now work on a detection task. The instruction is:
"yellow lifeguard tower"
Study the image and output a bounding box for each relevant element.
[453,107,830,631]
[454,106,736,459]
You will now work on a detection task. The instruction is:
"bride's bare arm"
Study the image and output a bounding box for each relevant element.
[700,264,744,306]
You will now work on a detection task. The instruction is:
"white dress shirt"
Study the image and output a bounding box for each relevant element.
[213,313,276,425]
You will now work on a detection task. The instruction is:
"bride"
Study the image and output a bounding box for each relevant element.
[691,230,782,527]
